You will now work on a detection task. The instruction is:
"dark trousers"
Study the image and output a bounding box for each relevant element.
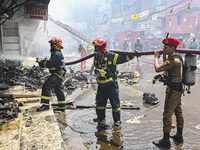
[41,74,65,108]
[96,82,120,122]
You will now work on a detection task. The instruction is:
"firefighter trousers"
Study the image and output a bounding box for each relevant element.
[41,74,65,108]
[96,81,120,123]
[163,87,184,133]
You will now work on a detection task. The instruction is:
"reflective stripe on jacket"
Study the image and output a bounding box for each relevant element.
[94,51,132,85]
[39,50,66,79]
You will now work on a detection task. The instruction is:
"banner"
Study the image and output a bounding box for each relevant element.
[140,10,149,20]
[112,18,123,23]
[170,7,176,20]
[152,13,159,20]
[131,14,140,20]
[186,1,191,11]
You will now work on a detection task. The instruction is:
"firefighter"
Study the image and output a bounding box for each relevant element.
[92,38,135,128]
[78,44,87,71]
[36,37,66,112]
[86,43,92,55]
[122,39,129,51]
[153,37,184,147]
[134,37,143,63]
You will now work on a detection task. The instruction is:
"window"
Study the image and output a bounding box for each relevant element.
[161,0,166,6]
[178,16,182,25]
[134,32,138,37]
[140,31,145,40]
[161,18,166,28]
[127,32,131,40]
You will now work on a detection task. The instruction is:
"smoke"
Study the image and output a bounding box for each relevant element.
[48,0,99,25]
[48,0,100,54]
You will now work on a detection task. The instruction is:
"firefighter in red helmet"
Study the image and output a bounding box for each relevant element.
[92,38,136,128]
[36,36,66,112]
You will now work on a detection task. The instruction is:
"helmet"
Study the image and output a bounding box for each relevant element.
[137,37,141,40]
[179,36,183,39]
[92,38,107,52]
[49,37,63,49]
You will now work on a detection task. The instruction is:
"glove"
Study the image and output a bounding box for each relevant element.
[94,69,98,74]
[36,57,41,62]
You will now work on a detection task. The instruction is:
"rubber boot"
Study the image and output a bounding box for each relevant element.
[98,119,109,129]
[153,133,171,147]
[53,107,65,113]
[170,128,183,143]
[113,121,121,127]
[36,105,49,112]
[93,118,98,122]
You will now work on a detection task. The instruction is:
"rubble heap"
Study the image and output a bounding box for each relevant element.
[0,62,48,91]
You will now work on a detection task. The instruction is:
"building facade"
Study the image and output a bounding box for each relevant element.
[166,0,200,38]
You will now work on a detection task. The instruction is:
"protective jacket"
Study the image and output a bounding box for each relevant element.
[94,51,133,87]
[135,42,143,51]
[39,50,66,79]
[86,43,92,50]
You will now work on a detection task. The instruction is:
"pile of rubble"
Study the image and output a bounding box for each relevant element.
[0,95,20,124]
[63,70,89,90]
[0,62,48,91]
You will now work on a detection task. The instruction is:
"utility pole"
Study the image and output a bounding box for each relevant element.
[0,21,2,53]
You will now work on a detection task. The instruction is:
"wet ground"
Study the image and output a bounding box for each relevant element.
[56,58,200,150]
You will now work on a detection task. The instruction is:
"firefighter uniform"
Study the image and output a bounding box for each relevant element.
[94,51,133,124]
[36,37,66,112]
[160,52,184,133]
[134,42,142,51]
[39,50,66,109]
[86,43,92,54]
[134,38,142,63]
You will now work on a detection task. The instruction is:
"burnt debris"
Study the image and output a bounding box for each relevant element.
[0,62,48,91]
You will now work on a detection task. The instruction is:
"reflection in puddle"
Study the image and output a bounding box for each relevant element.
[95,126,123,150]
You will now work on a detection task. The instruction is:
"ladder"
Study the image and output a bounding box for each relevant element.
[49,17,93,44]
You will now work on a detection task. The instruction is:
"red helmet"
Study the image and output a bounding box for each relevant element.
[92,38,107,52]
[49,37,63,49]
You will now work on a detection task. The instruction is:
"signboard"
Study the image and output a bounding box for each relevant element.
[131,14,140,20]
[24,4,48,20]
[112,18,123,23]
[140,10,149,20]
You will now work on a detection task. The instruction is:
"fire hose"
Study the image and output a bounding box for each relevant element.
[65,53,96,65]
[109,48,200,56]
[64,48,200,65]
